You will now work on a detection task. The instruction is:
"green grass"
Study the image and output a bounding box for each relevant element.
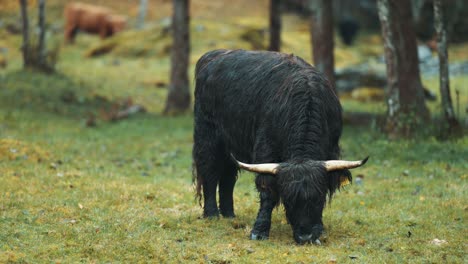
[1,9,468,263]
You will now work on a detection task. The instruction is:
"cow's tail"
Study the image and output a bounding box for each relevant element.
[192,158,203,206]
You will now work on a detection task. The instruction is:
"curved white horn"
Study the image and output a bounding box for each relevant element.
[323,157,369,171]
[232,155,280,174]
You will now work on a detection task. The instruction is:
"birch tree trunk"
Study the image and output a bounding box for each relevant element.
[433,0,460,130]
[377,0,429,137]
[269,0,281,51]
[138,0,148,29]
[19,0,30,68]
[164,0,191,115]
[309,0,335,91]
[37,0,46,68]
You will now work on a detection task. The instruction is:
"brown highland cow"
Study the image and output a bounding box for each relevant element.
[64,2,126,43]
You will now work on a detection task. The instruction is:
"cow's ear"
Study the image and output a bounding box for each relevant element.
[339,176,351,187]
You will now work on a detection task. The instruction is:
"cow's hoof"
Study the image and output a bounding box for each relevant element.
[221,212,236,218]
[250,232,269,240]
[203,211,220,219]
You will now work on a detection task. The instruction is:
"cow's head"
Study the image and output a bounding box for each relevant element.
[234,157,368,244]
[107,15,127,35]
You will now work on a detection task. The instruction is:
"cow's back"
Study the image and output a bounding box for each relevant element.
[195,49,321,116]
[65,2,111,33]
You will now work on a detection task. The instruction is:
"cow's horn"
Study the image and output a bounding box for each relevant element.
[231,155,280,174]
[323,156,369,171]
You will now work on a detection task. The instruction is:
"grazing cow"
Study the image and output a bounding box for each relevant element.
[193,49,368,244]
[64,2,126,43]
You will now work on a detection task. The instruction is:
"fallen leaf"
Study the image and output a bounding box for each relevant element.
[145,193,156,200]
[356,239,366,246]
[231,221,246,229]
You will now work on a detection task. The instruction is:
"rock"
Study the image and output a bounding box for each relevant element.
[418,45,432,63]
[335,62,386,93]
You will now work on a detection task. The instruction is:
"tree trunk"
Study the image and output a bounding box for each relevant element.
[309,0,335,91]
[377,0,429,137]
[164,0,191,115]
[433,0,460,130]
[37,0,46,68]
[138,0,148,29]
[269,0,281,51]
[19,0,30,68]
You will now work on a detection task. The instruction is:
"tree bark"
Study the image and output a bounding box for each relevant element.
[19,0,30,68]
[433,0,459,130]
[377,0,429,137]
[309,0,335,91]
[138,0,148,29]
[37,0,46,68]
[269,0,281,51]
[164,0,191,115]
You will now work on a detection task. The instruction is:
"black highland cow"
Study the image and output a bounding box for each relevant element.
[193,49,367,244]
[338,18,360,46]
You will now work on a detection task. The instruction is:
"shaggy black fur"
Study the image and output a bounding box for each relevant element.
[192,49,352,244]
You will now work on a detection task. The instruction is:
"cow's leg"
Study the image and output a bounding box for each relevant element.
[99,18,111,39]
[64,25,77,44]
[194,149,220,218]
[99,25,108,39]
[250,176,279,240]
[193,119,223,218]
[218,157,237,218]
[70,27,79,43]
[201,167,220,218]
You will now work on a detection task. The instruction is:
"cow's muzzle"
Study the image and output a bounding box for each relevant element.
[294,225,323,245]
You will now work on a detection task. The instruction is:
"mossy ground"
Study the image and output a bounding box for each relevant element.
[1,1,467,263]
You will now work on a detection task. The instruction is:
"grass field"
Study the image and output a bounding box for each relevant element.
[1,1,467,263]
